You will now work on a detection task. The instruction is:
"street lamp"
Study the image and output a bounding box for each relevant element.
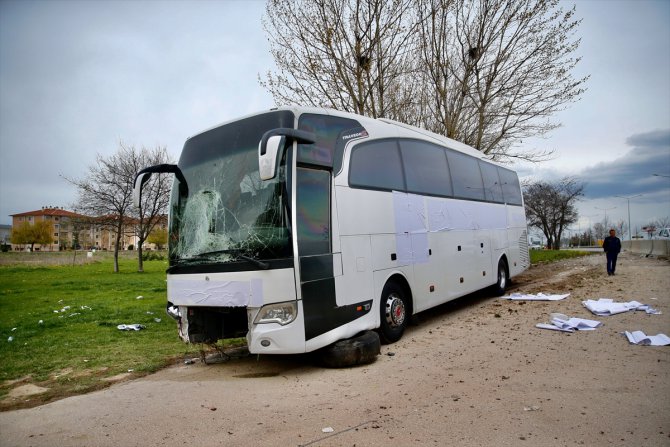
[615,194,642,241]
[595,206,616,221]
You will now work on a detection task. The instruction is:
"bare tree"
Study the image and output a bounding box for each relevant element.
[654,216,670,230]
[261,0,588,162]
[65,143,172,272]
[417,0,588,161]
[524,177,584,249]
[261,0,420,118]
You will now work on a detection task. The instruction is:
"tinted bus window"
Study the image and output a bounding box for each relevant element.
[479,161,504,203]
[298,114,360,168]
[446,150,485,200]
[400,140,453,197]
[349,140,405,191]
[498,167,523,205]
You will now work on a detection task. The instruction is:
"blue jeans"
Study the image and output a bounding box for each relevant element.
[606,252,618,274]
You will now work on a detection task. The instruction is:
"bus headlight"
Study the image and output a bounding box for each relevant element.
[253,301,298,326]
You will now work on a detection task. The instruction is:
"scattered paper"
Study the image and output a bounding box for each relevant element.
[536,313,602,332]
[117,324,145,331]
[583,298,661,316]
[503,293,570,301]
[623,331,670,346]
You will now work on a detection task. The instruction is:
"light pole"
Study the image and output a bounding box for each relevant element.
[583,214,598,247]
[595,206,616,222]
[615,194,642,241]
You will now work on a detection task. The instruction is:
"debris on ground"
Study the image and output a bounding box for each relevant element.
[116,324,145,331]
[502,293,570,301]
[623,331,670,346]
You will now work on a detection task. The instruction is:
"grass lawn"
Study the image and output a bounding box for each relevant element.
[0,251,204,409]
[529,249,594,264]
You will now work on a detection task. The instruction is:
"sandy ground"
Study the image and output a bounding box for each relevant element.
[0,251,668,447]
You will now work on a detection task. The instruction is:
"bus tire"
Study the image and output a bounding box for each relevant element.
[493,259,508,296]
[316,330,381,368]
[378,281,409,344]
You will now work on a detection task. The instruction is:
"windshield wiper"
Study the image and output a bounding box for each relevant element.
[186,249,270,270]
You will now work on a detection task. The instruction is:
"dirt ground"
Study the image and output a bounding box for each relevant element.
[1,251,668,447]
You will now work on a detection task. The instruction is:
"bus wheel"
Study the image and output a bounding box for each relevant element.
[493,259,508,296]
[378,281,408,344]
[316,330,381,368]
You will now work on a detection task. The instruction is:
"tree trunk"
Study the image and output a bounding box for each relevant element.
[137,238,144,273]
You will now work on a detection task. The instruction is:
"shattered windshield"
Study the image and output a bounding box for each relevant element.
[169,111,294,265]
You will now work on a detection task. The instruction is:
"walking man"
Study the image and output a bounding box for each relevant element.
[602,229,621,276]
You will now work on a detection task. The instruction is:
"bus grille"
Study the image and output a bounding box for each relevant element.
[519,230,530,268]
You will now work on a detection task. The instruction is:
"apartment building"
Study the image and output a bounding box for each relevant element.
[11,207,85,251]
[9,207,166,252]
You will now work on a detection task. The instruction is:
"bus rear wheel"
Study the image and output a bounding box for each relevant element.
[378,281,408,344]
[493,259,509,296]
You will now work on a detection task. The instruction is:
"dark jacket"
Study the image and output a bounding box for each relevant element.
[603,236,621,254]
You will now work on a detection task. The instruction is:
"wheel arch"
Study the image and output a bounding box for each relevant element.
[383,272,414,318]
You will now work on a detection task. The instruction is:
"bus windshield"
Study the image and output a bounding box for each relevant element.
[168,111,295,265]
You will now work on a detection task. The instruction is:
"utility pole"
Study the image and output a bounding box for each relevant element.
[615,194,642,241]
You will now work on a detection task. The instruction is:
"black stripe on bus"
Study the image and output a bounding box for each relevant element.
[301,276,372,341]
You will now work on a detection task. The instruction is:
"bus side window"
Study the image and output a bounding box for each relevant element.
[446,150,485,201]
[478,161,504,203]
[400,140,453,197]
[349,140,405,191]
[498,168,523,205]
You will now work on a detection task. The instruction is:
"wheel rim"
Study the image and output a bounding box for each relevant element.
[384,293,406,328]
[498,264,507,289]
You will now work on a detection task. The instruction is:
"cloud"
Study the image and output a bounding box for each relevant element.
[581,129,670,199]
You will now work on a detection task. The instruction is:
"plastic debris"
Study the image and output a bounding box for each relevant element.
[154,318,162,323]
[7,336,13,342]
[11,327,17,332]
[136,296,143,300]
[322,427,334,433]
[117,324,146,331]
[524,405,540,411]
[38,320,43,325]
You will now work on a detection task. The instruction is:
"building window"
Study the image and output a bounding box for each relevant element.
[54,232,59,237]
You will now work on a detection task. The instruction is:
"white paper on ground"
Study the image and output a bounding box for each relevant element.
[535,323,574,333]
[623,331,670,346]
[536,315,602,332]
[503,293,570,301]
[583,298,662,316]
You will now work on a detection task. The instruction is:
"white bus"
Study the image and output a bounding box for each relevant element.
[134,107,529,355]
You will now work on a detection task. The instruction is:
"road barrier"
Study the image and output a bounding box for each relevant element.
[623,240,670,257]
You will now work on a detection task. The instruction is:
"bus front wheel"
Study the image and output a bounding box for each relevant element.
[378,281,408,344]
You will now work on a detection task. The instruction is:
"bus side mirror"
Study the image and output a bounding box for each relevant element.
[259,135,286,181]
[133,172,152,208]
[133,164,189,208]
[258,128,316,181]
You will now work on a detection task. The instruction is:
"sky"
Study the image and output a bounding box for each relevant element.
[1,0,669,238]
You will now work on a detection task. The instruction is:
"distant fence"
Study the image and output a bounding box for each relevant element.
[622,240,670,257]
